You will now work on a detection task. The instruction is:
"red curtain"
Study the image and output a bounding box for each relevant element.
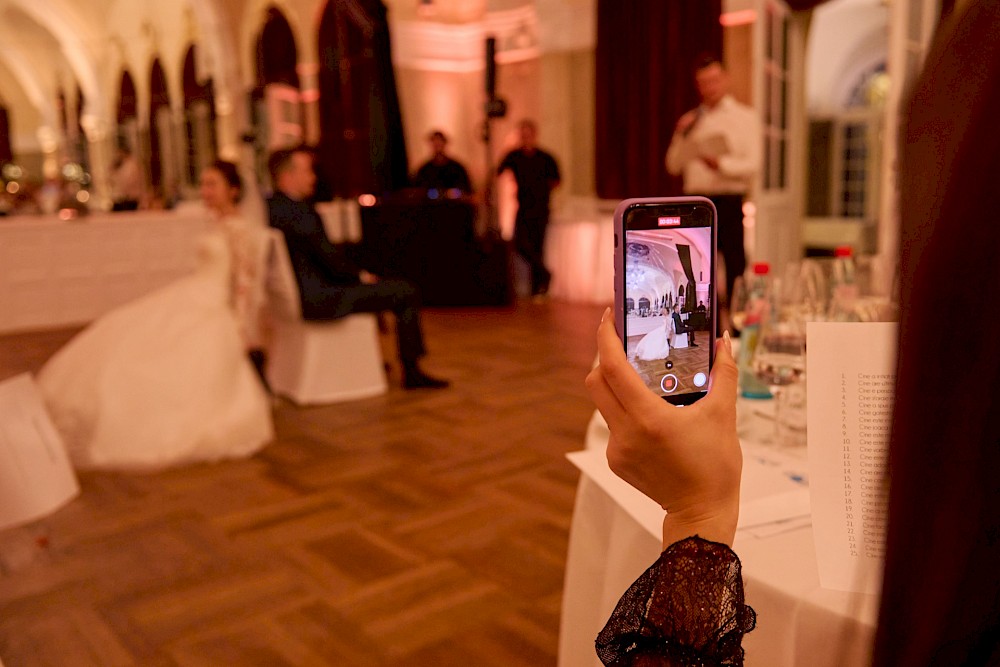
[595,0,722,199]
[317,0,409,198]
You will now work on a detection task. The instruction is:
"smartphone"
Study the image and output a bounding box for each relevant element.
[613,197,717,405]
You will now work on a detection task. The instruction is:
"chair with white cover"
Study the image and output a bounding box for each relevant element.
[263,230,387,404]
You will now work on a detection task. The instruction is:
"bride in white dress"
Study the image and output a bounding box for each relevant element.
[633,309,673,360]
[36,161,273,470]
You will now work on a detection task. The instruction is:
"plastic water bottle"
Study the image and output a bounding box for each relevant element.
[738,262,773,399]
[828,245,860,321]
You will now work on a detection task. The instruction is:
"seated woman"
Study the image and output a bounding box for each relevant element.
[633,308,673,361]
[36,161,273,470]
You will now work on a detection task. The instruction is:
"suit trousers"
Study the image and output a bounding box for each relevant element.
[304,279,427,368]
[514,206,552,295]
[707,194,746,309]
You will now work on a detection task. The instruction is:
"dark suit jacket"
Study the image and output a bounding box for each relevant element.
[672,312,687,333]
[267,191,361,320]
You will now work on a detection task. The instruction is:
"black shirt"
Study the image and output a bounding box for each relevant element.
[498,148,560,211]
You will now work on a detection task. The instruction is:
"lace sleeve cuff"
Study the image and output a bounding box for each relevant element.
[596,536,756,666]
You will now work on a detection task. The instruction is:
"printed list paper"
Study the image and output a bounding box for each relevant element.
[807,322,897,594]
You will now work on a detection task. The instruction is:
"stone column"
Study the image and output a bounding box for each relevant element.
[80,115,112,211]
[298,62,321,146]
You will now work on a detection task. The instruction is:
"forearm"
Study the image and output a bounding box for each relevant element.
[665,136,688,175]
[662,497,740,550]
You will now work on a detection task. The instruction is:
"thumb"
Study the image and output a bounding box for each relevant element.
[706,332,738,405]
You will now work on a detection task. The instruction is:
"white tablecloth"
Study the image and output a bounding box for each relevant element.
[0,211,208,334]
[559,407,880,666]
[544,198,616,305]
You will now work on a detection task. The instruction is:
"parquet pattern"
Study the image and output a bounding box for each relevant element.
[0,299,606,666]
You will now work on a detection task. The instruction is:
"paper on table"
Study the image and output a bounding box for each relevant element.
[807,322,897,594]
[0,373,80,530]
[566,447,810,543]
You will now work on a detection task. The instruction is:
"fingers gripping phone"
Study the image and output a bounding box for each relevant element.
[614,197,717,405]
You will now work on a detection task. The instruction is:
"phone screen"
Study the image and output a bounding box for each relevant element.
[620,201,716,405]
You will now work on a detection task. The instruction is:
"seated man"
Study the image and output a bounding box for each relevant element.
[267,147,448,389]
[671,303,698,347]
[411,130,472,197]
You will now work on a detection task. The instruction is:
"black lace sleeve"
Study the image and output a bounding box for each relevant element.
[596,536,756,666]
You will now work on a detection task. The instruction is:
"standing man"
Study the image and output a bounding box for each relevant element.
[666,55,761,325]
[498,119,561,300]
[412,130,472,196]
[267,147,448,389]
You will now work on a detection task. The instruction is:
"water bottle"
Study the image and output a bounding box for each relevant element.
[738,262,773,399]
[828,245,860,321]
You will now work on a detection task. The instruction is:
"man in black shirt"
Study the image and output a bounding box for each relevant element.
[267,147,448,389]
[498,119,561,299]
[412,130,472,196]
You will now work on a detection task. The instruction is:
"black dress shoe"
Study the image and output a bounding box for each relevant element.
[403,371,450,390]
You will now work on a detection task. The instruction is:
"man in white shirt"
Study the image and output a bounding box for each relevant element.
[666,55,762,326]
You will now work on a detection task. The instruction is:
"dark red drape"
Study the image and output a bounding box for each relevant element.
[595,0,722,199]
[317,0,408,198]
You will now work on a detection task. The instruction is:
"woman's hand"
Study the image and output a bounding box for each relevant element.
[585,308,742,548]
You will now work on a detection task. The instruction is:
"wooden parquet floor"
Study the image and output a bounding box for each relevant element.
[0,299,606,666]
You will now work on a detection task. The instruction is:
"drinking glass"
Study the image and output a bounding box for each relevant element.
[728,275,748,332]
[751,275,808,447]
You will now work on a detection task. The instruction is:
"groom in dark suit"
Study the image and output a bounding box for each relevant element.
[267,147,448,389]
[672,304,698,347]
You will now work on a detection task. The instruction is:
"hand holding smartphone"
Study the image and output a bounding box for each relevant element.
[613,197,718,405]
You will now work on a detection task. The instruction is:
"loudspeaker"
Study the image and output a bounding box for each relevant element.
[485,36,497,99]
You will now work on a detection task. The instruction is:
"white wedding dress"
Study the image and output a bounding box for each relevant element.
[634,317,672,360]
[36,228,273,470]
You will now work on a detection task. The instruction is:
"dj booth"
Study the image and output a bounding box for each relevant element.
[358,194,511,307]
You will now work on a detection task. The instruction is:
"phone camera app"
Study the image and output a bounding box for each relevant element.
[624,225,712,400]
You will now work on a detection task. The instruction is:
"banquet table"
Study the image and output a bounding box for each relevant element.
[559,403,880,667]
[0,210,208,334]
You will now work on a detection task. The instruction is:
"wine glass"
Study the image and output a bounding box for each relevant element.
[728,275,748,333]
[751,291,808,448]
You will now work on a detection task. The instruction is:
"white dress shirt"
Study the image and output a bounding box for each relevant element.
[665,95,762,195]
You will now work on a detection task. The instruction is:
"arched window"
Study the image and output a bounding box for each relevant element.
[148,58,174,201]
[251,6,303,159]
[0,106,13,166]
[115,70,142,193]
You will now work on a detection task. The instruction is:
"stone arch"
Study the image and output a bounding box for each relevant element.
[9,0,105,127]
[240,0,313,92]
[0,47,58,133]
